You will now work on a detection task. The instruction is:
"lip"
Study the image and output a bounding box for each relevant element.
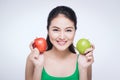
[57,41,67,46]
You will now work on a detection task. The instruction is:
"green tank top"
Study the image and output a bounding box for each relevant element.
[41,57,79,80]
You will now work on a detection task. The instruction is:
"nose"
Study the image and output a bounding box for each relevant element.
[59,31,65,40]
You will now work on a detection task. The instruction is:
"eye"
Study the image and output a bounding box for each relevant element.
[53,29,59,31]
[66,29,72,32]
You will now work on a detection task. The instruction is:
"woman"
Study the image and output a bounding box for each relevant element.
[25,6,95,80]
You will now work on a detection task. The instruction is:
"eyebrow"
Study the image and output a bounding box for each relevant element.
[51,26,74,29]
[66,27,74,29]
[51,26,59,29]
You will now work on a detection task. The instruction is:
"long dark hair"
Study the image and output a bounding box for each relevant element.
[46,6,77,53]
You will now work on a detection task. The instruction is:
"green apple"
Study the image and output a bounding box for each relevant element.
[76,38,91,54]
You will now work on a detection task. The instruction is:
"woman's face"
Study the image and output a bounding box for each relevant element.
[48,14,76,51]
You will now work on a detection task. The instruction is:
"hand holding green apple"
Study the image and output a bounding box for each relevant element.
[76,38,91,54]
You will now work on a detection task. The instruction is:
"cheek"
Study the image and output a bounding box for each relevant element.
[66,32,75,40]
[48,31,58,41]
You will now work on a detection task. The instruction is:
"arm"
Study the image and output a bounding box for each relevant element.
[79,67,88,80]
[79,65,92,80]
[25,41,44,80]
[25,56,34,80]
[25,41,45,80]
[78,46,94,80]
[87,65,92,80]
[87,44,95,80]
[25,53,44,80]
[33,65,43,80]
[32,54,44,80]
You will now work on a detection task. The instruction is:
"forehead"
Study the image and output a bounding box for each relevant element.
[50,14,74,29]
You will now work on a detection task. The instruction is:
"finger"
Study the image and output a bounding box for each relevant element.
[85,51,93,57]
[38,54,44,62]
[91,44,95,50]
[87,56,94,63]
[33,54,39,59]
[29,53,38,62]
[33,48,40,55]
[29,41,34,51]
[84,47,93,54]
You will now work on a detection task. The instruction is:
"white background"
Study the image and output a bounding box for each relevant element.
[0,0,120,80]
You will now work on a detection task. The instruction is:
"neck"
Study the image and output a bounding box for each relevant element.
[50,47,71,59]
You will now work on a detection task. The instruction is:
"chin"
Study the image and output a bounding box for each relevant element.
[55,45,70,52]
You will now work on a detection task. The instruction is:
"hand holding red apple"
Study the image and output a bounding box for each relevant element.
[28,37,47,67]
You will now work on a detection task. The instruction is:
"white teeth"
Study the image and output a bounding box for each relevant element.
[57,41,66,46]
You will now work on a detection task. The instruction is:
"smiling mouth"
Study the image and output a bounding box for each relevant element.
[57,41,67,46]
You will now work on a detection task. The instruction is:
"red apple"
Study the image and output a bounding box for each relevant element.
[33,37,47,53]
